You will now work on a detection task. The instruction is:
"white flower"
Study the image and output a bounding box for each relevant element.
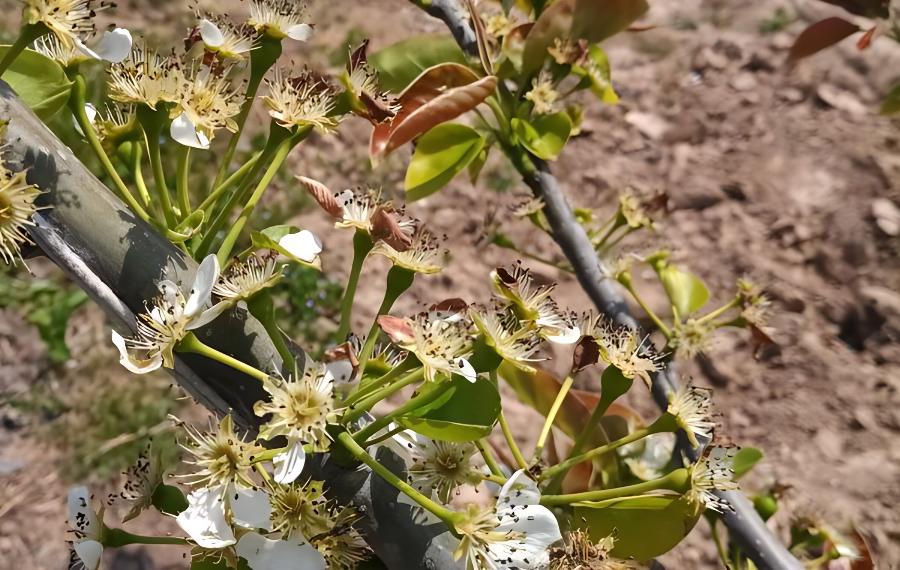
[169,65,241,149]
[264,69,338,133]
[278,229,323,264]
[212,252,282,304]
[179,414,264,489]
[392,430,479,502]
[454,470,562,570]
[120,444,165,522]
[0,168,41,266]
[177,486,235,548]
[111,254,228,374]
[197,18,254,61]
[34,27,132,66]
[108,40,182,109]
[67,486,103,570]
[273,439,306,485]
[23,0,110,49]
[592,323,664,388]
[490,264,580,345]
[470,305,543,372]
[371,228,444,274]
[666,384,715,448]
[686,447,739,513]
[247,0,314,41]
[236,531,327,570]
[254,361,335,452]
[378,311,476,383]
[176,484,272,549]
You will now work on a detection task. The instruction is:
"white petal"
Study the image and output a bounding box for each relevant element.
[74,39,101,60]
[176,487,235,548]
[286,23,314,41]
[170,112,210,150]
[111,330,162,374]
[73,540,103,570]
[273,440,306,484]
[543,325,581,345]
[278,230,322,263]
[186,301,229,330]
[454,357,477,383]
[236,532,327,570]
[67,486,100,539]
[93,28,133,63]
[497,469,541,508]
[157,280,180,305]
[490,503,562,568]
[326,359,354,385]
[185,255,220,317]
[230,485,272,531]
[199,19,225,47]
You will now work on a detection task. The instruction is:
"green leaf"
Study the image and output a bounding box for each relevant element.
[250,225,322,269]
[370,34,468,92]
[397,376,501,441]
[511,111,572,160]
[151,483,188,516]
[468,144,491,184]
[881,83,900,115]
[575,495,702,560]
[405,123,486,201]
[732,447,763,481]
[572,45,619,104]
[0,47,73,120]
[647,253,709,315]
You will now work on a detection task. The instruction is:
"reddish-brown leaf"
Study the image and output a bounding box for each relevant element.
[572,336,600,373]
[370,207,413,251]
[369,63,497,159]
[429,298,469,314]
[464,0,494,75]
[296,175,342,217]
[819,0,888,18]
[377,315,414,343]
[788,17,860,62]
[856,25,877,50]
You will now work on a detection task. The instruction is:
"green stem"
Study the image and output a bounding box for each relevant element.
[69,76,151,222]
[0,24,43,77]
[343,368,424,425]
[498,410,528,470]
[129,143,152,209]
[344,357,415,408]
[248,294,296,373]
[176,146,191,219]
[336,230,374,342]
[139,106,178,228]
[353,379,454,444]
[362,424,405,448]
[215,129,307,265]
[357,266,415,368]
[177,332,270,383]
[540,468,690,507]
[104,528,188,547]
[533,375,573,460]
[697,296,741,325]
[212,36,282,188]
[619,274,672,338]
[336,430,461,527]
[476,439,504,478]
[540,426,655,482]
[477,472,508,486]
[196,151,261,213]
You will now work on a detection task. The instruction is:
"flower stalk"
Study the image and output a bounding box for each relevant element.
[177,332,270,383]
[138,105,178,227]
[540,467,690,507]
[533,375,574,460]
[352,378,454,444]
[335,230,374,342]
[357,266,416,367]
[342,367,424,424]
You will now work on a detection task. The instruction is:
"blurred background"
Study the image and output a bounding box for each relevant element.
[1,0,898,568]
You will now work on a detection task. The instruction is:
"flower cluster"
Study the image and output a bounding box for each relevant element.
[378,309,476,382]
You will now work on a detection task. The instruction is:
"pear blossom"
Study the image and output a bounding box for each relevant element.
[247,0,314,41]
[371,228,445,274]
[378,311,476,382]
[169,65,241,149]
[197,18,254,61]
[0,167,41,266]
[394,430,480,502]
[176,483,272,549]
[592,322,664,388]
[685,447,739,513]
[212,252,282,304]
[34,27,132,66]
[264,69,338,133]
[524,71,559,115]
[22,0,111,48]
[470,305,543,372]
[236,532,327,570]
[342,40,397,124]
[490,264,581,344]
[278,228,323,265]
[550,530,647,570]
[453,470,562,570]
[108,41,182,109]
[111,255,228,374]
[67,486,104,570]
[120,444,166,522]
[179,414,264,489]
[666,384,715,448]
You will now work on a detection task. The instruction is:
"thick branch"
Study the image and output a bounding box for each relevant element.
[1,81,459,570]
[410,2,803,568]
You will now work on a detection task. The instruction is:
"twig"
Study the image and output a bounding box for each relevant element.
[409,3,803,569]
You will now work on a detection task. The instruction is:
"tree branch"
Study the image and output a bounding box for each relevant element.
[409,3,803,568]
[2,81,461,570]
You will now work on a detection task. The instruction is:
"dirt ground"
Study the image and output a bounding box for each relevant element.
[1,0,899,568]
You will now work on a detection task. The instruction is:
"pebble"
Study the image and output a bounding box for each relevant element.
[730,71,758,92]
[872,198,900,236]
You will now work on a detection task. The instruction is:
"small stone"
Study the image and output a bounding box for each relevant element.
[849,406,879,431]
[730,71,758,92]
[625,111,670,141]
[721,182,747,201]
[693,46,729,70]
[872,198,900,236]
[778,87,805,103]
[813,428,844,459]
[816,84,868,116]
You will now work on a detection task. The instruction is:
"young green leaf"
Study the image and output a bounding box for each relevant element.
[647,253,710,315]
[0,47,73,119]
[404,122,486,201]
[511,111,572,160]
[396,376,501,441]
[732,447,764,481]
[370,34,467,92]
[575,495,702,560]
[572,45,619,104]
